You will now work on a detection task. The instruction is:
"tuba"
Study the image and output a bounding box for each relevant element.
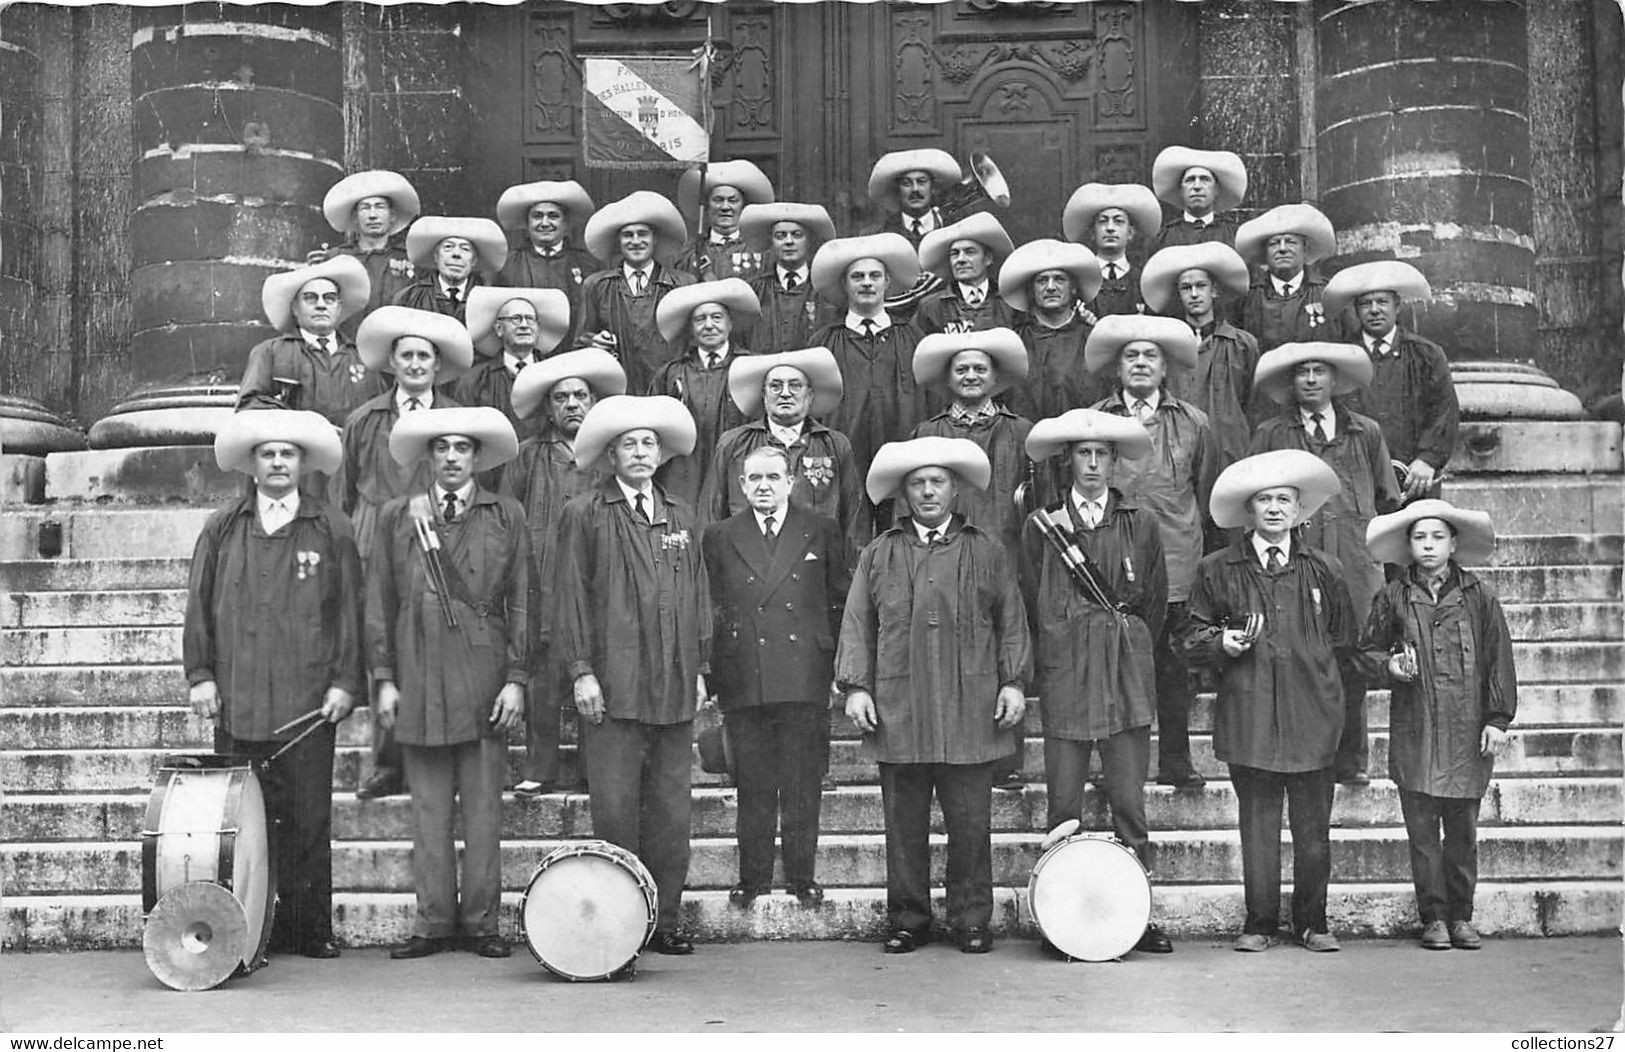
[937,151,1013,224]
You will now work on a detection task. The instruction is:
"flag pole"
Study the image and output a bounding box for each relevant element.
[694,16,714,245]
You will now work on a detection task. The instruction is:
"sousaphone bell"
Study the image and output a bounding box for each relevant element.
[938,151,1013,224]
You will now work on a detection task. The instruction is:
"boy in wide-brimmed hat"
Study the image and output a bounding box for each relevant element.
[1062,182,1162,318]
[1149,146,1248,251]
[739,202,842,353]
[1235,203,1341,352]
[915,212,1020,336]
[392,217,509,322]
[676,159,776,281]
[314,169,421,338]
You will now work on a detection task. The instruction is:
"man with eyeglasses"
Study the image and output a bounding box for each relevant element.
[456,288,573,453]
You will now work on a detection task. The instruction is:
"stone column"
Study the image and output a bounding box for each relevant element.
[1197,0,1303,215]
[1315,0,1533,360]
[93,4,346,447]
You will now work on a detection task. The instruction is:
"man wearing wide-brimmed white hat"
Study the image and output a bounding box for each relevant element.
[314,169,421,339]
[999,237,1108,422]
[493,179,599,305]
[1324,260,1458,503]
[186,409,363,961]
[834,436,1031,956]
[391,217,509,323]
[1250,341,1401,787]
[863,149,963,320]
[367,406,528,961]
[1183,449,1356,954]
[554,395,710,957]
[576,190,698,395]
[1236,203,1342,353]
[1087,314,1218,791]
[1142,241,1260,469]
[676,159,775,281]
[1017,408,1174,957]
[739,202,841,353]
[454,286,571,450]
[1061,182,1163,319]
[1149,146,1248,251]
[648,277,762,510]
[915,212,1020,336]
[808,232,931,474]
[238,254,387,430]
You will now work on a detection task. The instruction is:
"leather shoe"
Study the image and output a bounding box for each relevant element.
[1156,769,1207,791]
[993,771,1026,792]
[389,935,448,960]
[791,883,825,908]
[356,772,404,800]
[1338,771,1371,786]
[820,775,838,791]
[647,930,695,955]
[1449,920,1482,950]
[1233,933,1273,953]
[882,929,928,954]
[728,884,764,908]
[958,927,993,954]
[1420,919,1451,950]
[469,934,510,958]
[1299,928,1341,952]
[1134,923,1173,954]
[299,939,341,959]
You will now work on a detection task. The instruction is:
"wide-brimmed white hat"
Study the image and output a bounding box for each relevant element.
[1366,499,1496,567]
[918,212,1015,279]
[464,286,570,357]
[388,405,519,472]
[738,203,836,253]
[1151,147,1248,212]
[1234,203,1337,266]
[1140,242,1251,314]
[405,216,509,274]
[355,305,475,382]
[912,328,1028,395]
[495,180,595,231]
[677,160,775,217]
[654,278,762,342]
[1025,408,1152,461]
[728,347,843,419]
[571,394,697,471]
[867,149,962,209]
[1209,449,1341,530]
[511,348,627,421]
[1322,260,1433,317]
[1253,341,1374,403]
[1062,183,1163,245]
[865,436,991,504]
[1083,314,1200,374]
[998,239,1103,312]
[215,409,343,477]
[810,233,921,300]
[261,255,371,333]
[322,170,420,236]
[583,191,689,267]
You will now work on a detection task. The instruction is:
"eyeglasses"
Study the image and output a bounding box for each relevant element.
[765,380,807,393]
[498,315,539,325]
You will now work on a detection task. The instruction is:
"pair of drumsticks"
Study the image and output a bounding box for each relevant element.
[270,708,329,760]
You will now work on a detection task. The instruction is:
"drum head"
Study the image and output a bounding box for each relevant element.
[521,848,656,981]
[1028,836,1152,962]
[232,770,274,969]
[144,881,249,991]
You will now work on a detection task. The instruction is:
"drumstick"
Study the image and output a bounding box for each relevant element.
[269,715,328,762]
[273,707,326,736]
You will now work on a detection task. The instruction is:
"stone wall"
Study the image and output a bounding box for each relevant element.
[360,4,473,217]
[0,7,50,413]
[1196,0,1303,217]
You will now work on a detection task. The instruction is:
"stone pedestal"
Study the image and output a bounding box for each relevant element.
[44,446,240,505]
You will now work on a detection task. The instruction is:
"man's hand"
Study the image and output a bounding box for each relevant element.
[375,681,401,731]
[321,686,356,724]
[1221,628,1254,659]
[845,689,878,733]
[574,673,606,725]
[1403,459,1436,503]
[994,685,1026,729]
[586,330,618,352]
[490,682,525,735]
[189,680,221,719]
[1480,724,1508,758]
[304,245,336,266]
[1387,652,1417,682]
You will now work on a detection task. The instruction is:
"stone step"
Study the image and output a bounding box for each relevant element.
[1,590,187,629]
[0,665,188,706]
[1446,421,1622,476]
[0,558,191,593]
[1482,533,1622,568]
[10,776,1617,844]
[0,508,212,562]
[1474,564,1623,601]
[1442,474,1623,536]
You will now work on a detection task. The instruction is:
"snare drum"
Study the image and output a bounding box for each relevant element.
[1027,833,1152,962]
[141,755,275,977]
[520,840,658,981]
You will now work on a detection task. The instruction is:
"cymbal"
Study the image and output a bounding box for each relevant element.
[143,881,249,992]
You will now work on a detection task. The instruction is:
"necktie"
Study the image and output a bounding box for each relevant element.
[1371,338,1387,358]
[1265,546,1284,572]
[705,352,719,370]
[1133,398,1152,424]
[631,270,647,295]
[909,218,923,239]
[513,358,526,373]
[1080,500,1099,529]
[446,287,461,310]
[634,492,649,523]
[860,319,876,339]
[1310,412,1327,443]
[965,287,984,308]
[784,273,799,293]
[926,528,941,546]
[1428,573,1446,600]
[442,491,458,522]
[406,397,421,411]
[263,500,289,534]
[315,336,331,355]
[763,514,777,551]
[1104,263,1119,281]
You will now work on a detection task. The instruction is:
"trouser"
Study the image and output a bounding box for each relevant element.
[1155,602,1196,776]
[1043,726,1152,870]
[521,663,581,786]
[1398,788,1481,923]
[369,715,404,783]
[1229,763,1335,936]
[216,723,336,951]
[582,717,694,933]
[726,703,824,891]
[399,737,506,939]
[878,761,995,934]
[1335,667,1370,779]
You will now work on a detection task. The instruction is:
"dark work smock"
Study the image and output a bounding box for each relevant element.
[814,319,930,475]
[744,271,842,354]
[703,418,870,558]
[577,263,696,395]
[391,274,487,325]
[649,346,750,513]
[1241,272,1340,352]
[331,390,464,562]
[496,243,599,350]
[677,236,766,282]
[334,243,415,342]
[1339,328,1460,473]
[1153,214,1240,251]
[1006,314,1110,423]
[914,287,1021,335]
[911,407,1033,556]
[1165,319,1261,472]
[237,334,388,426]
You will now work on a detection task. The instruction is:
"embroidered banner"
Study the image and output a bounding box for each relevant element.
[582,54,710,170]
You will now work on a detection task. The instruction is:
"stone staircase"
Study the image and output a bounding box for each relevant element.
[3,431,1621,949]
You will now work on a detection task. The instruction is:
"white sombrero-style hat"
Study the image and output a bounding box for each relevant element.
[464,286,571,357]
[1139,242,1251,315]
[571,394,697,471]
[1025,408,1152,461]
[1234,203,1337,266]
[728,347,843,419]
[1150,147,1248,212]
[322,170,420,236]
[215,409,343,476]
[810,233,921,301]
[998,239,1103,312]
[261,255,371,333]
[1253,341,1374,404]
[405,216,509,274]
[866,436,991,505]
[583,191,689,267]
[1322,260,1433,318]
[654,278,762,343]
[511,349,627,421]
[739,203,837,253]
[1209,449,1341,530]
[1062,183,1163,245]
[867,149,962,209]
[495,180,596,231]
[677,160,775,217]
[1083,314,1200,374]
[355,305,475,383]
[917,212,1016,280]
[912,328,1028,395]
[1365,499,1496,567]
[388,405,519,473]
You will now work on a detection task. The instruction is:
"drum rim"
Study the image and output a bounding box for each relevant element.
[1027,833,1152,962]
[519,844,658,981]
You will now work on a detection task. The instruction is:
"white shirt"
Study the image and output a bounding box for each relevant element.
[777,264,809,291]
[903,210,941,237]
[912,517,951,545]
[1182,211,1215,227]
[1250,531,1293,570]
[622,262,653,290]
[697,343,731,369]
[257,491,301,535]
[530,241,564,258]
[1098,257,1131,281]
[616,477,657,518]
[1300,405,1337,441]
[752,506,789,536]
[395,388,433,413]
[768,420,805,447]
[957,279,990,306]
[1364,330,1396,357]
[299,328,337,353]
[708,228,742,246]
[1070,487,1108,529]
[1270,273,1303,298]
[437,277,471,300]
[845,310,893,335]
[502,351,536,377]
[435,481,475,520]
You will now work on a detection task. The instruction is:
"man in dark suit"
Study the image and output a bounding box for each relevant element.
[703,445,850,909]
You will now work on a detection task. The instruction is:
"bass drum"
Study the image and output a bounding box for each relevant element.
[520,840,657,981]
[1027,833,1151,962]
[141,755,275,975]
